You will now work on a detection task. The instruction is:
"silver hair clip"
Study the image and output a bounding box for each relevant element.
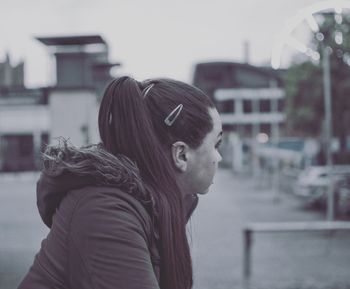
[109,113,113,125]
[142,83,155,98]
[164,104,183,126]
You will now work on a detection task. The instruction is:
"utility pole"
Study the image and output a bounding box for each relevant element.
[322,45,334,221]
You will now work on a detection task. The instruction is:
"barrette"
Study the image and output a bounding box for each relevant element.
[109,113,113,125]
[142,83,155,98]
[164,104,183,126]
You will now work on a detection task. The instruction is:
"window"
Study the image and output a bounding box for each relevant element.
[243,100,252,113]
[259,99,271,113]
[278,99,284,112]
[1,134,35,171]
[218,100,235,113]
[41,133,49,152]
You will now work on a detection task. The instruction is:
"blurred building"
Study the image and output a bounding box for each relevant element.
[192,61,286,171]
[0,87,49,171]
[192,61,321,174]
[214,87,285,137]
[36,35,120,97]
[0,35,120,172]
[193,61,285,135]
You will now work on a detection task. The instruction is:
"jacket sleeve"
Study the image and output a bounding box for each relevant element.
[67,191,160,289]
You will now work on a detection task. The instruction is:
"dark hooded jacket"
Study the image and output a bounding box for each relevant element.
[17,144,198,289]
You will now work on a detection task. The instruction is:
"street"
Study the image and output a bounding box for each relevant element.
[1,169,350,289]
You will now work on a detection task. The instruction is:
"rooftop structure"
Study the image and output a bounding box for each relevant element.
[36,35,120,94]
[36,35,107,46]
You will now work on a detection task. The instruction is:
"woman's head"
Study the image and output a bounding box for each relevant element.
[140,78,222,195]
[98,76,222,289]
[141,78,215,149]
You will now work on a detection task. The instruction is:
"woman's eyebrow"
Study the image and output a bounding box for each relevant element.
[217,131,223,138]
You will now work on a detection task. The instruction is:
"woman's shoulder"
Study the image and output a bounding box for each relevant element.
[68,186,152,232]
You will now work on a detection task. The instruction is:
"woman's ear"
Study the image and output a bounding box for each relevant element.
[171,141,189,172]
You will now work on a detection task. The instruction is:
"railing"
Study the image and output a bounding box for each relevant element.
[242,221,350,288]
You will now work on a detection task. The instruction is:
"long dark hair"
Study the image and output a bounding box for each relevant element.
[98,76,214,289]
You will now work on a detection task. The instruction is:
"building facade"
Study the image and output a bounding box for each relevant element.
[192,61,286,172]
[0,35,119,172]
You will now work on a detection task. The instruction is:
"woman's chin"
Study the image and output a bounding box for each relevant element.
[197,187,210,195]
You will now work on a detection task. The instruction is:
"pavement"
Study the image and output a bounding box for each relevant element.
[1,169,350,289]
[0,173,48,289]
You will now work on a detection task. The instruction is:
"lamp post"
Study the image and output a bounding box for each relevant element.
[322,44,334,221]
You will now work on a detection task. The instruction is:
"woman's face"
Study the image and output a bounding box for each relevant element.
[184,108,223,195]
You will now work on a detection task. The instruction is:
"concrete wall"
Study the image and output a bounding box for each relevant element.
[0,105,49,134]
[49,89,100,147]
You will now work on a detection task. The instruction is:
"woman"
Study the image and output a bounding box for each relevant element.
[18,77,222,289]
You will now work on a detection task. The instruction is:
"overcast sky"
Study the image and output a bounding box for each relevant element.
[1,0,322,87]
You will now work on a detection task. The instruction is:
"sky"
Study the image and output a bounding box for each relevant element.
[0,0,324,87]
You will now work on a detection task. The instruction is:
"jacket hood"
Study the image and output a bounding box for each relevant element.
[37,141,147,228]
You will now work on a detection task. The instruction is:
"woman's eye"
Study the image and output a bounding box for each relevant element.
[215,139,222,149]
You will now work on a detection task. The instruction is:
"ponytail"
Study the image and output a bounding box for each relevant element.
[98,77,193,289]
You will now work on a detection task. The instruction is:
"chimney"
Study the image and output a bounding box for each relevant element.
[243,40,250,64]
[4,52,12,86]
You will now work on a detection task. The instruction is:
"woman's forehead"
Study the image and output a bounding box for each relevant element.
[209,108,222,137]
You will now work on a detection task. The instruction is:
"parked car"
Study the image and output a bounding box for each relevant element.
[294,165,350,210]
[336,175,350,216]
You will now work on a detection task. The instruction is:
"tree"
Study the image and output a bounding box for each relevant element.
[285,61,323,136]
[285,12,350,161]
